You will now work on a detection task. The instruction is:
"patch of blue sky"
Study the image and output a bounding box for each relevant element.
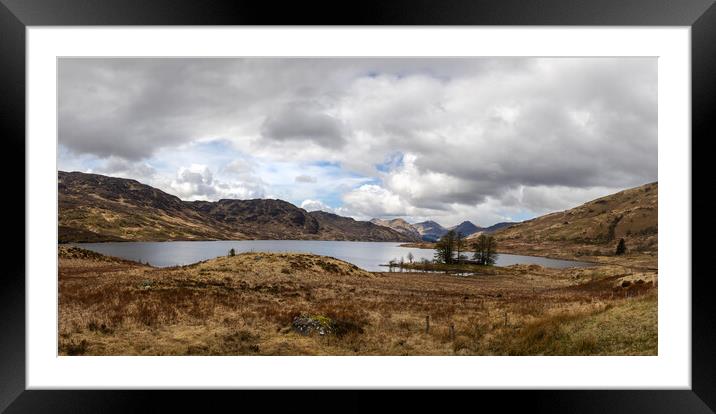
[304,160,379,185]
[194,138,234,152]
[262,161,373,208]
[375,151,404,173]
[184,139,239,165]
[362,177,381,186]
[318,193,342,208]
[310,160,341,169]
[144,157,171,172]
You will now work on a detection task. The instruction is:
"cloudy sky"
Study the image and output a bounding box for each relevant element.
[58,58,657,227]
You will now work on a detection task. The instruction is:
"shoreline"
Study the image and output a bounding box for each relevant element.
[63,241,599,272]
[60,237,416,244]
[398,242,656,270]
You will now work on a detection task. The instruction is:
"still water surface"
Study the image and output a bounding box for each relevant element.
[74,240,592,271]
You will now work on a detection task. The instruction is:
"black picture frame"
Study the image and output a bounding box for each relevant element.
[1,0,711,412]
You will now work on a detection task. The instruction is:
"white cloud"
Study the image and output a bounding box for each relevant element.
[300,199,334,213]
[341,184,408,218]
[169,164,265,201]
[92,156,157,180]
[170,164,217,200]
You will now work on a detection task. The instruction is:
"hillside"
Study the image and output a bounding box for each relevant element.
[58,171,415,243]
[481,222,516,233]
[370,218,422,239]
[483,182,658,264]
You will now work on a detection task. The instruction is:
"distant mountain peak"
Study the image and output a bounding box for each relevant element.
[369,218,421,239]
[448,221,481,237]
[412,220,448,242]
[416,220,442,227]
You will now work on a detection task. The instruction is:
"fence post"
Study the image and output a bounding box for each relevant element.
[425,316,430,334]
[449,323,455,341]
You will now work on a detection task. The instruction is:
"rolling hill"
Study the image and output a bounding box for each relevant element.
[58,171,417,243]
[481,182,658,261]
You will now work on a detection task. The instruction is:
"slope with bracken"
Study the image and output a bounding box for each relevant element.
[58,171,414,243]
[481,182,657,267]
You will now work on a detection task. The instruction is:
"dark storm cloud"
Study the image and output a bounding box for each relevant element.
[261,104,346,148]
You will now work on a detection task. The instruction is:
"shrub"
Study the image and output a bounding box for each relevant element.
[615,238,627,255]
[63,339,89,356]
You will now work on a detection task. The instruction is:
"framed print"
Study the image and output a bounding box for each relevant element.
[2,0,713,412]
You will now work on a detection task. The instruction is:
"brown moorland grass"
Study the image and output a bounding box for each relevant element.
[58,246,657,356]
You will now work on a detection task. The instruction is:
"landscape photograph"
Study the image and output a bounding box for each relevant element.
[57,57,657,356]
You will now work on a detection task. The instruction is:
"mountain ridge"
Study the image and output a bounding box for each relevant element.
[58,171,418,243]
[383,219,516,242]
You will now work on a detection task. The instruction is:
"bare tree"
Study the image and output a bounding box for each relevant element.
[455,232,467,263]
[472,235,498,265]
[434,230,457,264]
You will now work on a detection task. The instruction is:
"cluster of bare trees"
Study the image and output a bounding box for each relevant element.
[471,234,498,265]
[433,231,498,266]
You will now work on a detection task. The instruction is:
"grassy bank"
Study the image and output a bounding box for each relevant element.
[58,246,657,356]
[391,261,508,275]
[399,241,657,270]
